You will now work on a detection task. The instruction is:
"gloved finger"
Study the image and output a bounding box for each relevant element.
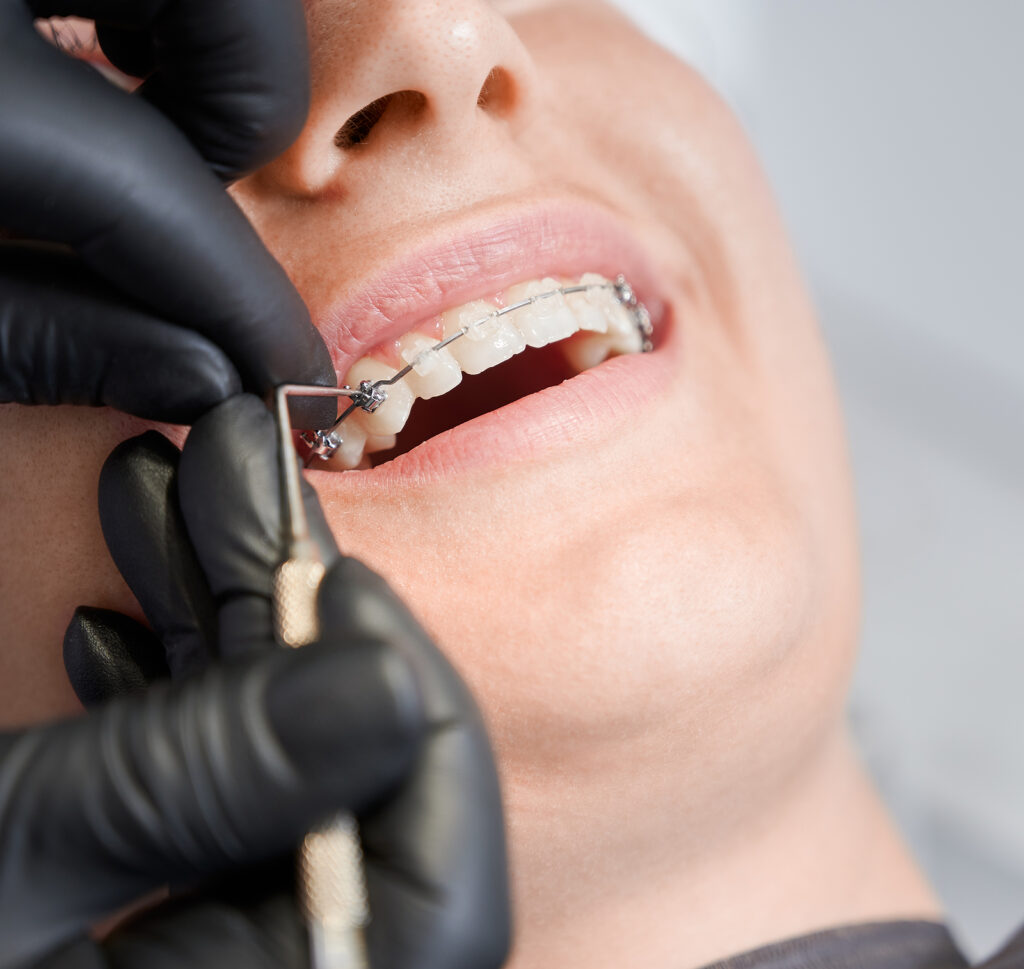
[176,395,339,660]
[98,431,217,680]
[316,559,513,969]
[0,244,239,423]
[37,879,304,968]
[99,865,306,967]
[89,0,311,182]
[93,22,155,81]
[0,635,423,969]
[63,607,170,707]
[0,18,333,419]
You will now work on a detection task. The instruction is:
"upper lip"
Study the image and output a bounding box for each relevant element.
[314,194,668,378]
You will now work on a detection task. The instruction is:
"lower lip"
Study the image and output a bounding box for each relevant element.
[306,305,680,492]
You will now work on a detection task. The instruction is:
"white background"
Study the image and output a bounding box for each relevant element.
[616,1,1024,959]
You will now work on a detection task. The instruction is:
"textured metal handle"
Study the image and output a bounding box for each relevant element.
[273,556,326,647]
[273,557,370,969]
[300,813,371,969]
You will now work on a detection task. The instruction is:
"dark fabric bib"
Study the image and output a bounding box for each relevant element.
[699,921,968,969]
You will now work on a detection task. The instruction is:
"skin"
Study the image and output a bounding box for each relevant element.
[0,2,942,968]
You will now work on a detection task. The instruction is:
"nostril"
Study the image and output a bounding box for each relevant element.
[334,91,427,150]
[334,94,390,149]
[477,67,516,115]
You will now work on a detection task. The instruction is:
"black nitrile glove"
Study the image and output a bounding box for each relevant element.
[0,579,423,968]
[0,1,334,424]
[58,395,512,968]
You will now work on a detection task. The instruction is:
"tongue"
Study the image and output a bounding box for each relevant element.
[370,342,577,463]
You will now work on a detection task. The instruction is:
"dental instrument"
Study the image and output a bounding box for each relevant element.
[273,382,375,969]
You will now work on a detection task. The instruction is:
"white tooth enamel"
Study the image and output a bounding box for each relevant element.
[564,333,613,373]
[608,304,643,354]
[322,421,368,471]
[364,433,396,454]
[606,300,636,335]
[589,285,642,354]
[344,358,414,436]
[398,332,463,399]
[504,277,579,348]
[566,273,611,333]
[561,275,639,370]
[442,299,526,375]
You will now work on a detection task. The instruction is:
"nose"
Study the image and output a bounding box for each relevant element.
[262,0,538,197]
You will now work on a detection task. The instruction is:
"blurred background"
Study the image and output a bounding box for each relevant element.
[616,0,1024,959]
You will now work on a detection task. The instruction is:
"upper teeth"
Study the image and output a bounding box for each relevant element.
[303,273,652,469]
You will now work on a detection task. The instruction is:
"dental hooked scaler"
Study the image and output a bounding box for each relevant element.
[272,383,376,969]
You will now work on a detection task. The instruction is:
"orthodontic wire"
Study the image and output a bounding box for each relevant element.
[336,278,650,423]
[301,275,653,461]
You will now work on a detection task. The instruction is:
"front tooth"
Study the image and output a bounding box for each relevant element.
[344,358,414,436]
[566,273,611,333]
[505,277,579,348]
[398,332,462,399]
[442,299,526,375]
[322,421,367,471]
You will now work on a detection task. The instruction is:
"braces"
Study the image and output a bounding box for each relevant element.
[300,275,653,462]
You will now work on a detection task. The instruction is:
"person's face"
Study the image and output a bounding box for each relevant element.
[1,0,858,909]
[231,0,861,792]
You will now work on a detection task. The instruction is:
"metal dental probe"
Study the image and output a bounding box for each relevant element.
[272,382,373,969]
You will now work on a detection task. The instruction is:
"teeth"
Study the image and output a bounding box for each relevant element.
[321,420,368,471]
[316,273,649,470]
[504,277,579,348]
[398,332,463,399]
[604,295,644,354]
[584,282,642,355]
[365,433,397,453]
[442,300,526,375]
[344,358,414,436]
[563,280,641,369]
[563,333,613,372]
[565,273,610,334]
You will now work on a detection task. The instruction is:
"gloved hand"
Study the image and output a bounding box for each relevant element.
[0,1,333,424]
[0,563,424,967]
[56,395,512,968]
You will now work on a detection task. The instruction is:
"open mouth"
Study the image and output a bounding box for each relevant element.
[300,273,653,471]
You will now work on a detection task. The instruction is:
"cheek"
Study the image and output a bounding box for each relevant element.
[0,406,146,727]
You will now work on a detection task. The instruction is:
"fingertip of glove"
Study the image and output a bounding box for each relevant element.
[317,557,426,644]
[318,556,392,605]
[177,394,277,508]
[105,338,242,425]
[151,340,243,421]
[99,430,181,538]
[185,394,274,453]
[101,429,180,482]
[63,606,170,707]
